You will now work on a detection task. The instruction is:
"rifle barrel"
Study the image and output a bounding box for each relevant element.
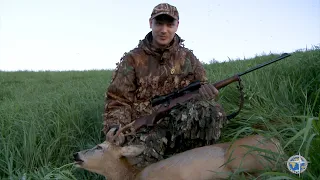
[238,53,291,77]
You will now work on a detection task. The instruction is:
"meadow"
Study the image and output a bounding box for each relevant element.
[0,48,319,180]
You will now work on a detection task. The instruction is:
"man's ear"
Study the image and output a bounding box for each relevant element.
[120,145,145,157]
[149,18,153,28]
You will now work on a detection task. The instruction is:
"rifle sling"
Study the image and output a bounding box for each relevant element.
[226,78,244,120]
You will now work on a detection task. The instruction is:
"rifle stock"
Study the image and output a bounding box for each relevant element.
[213,75,240,89]
[132,53,291,131]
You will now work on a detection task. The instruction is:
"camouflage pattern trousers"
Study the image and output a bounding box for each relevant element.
[123,99,228,169]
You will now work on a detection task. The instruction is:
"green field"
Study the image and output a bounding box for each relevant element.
[0,48,319,180]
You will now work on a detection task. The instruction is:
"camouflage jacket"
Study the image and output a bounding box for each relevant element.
[102,32,208,133]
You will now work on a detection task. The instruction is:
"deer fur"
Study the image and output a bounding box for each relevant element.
[73,134,284,180]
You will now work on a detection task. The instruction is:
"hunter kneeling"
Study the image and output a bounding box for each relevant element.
[73,3,285,179]
[102,2,227,169]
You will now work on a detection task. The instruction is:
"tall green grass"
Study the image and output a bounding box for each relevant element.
[0,48,319,180]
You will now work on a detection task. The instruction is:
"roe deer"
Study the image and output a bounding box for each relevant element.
[73,134,284,180]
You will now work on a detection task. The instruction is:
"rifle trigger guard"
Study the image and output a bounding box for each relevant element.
[226,78,244,120]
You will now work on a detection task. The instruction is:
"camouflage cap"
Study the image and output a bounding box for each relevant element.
[150,3,179,20]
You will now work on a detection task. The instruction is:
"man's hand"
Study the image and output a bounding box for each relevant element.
[199,83,219,100]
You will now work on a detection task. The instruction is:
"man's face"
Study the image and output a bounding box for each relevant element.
[149,15,179,48]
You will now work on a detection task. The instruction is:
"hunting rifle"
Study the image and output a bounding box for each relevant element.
[117,53,292,135]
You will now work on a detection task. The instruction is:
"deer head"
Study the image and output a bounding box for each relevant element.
[73,128,145,179]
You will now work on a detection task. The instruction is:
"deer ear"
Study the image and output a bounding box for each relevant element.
[106,128,117,141]
[120,145,145,157]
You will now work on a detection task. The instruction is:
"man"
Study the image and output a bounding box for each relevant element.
[103,3,227,168]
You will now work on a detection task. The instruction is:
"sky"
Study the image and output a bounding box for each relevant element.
[0,0,319,71]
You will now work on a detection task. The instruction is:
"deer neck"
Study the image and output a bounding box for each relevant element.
[102,157,140,180]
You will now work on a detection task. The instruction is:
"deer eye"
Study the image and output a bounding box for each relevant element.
[96,146,103,150]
